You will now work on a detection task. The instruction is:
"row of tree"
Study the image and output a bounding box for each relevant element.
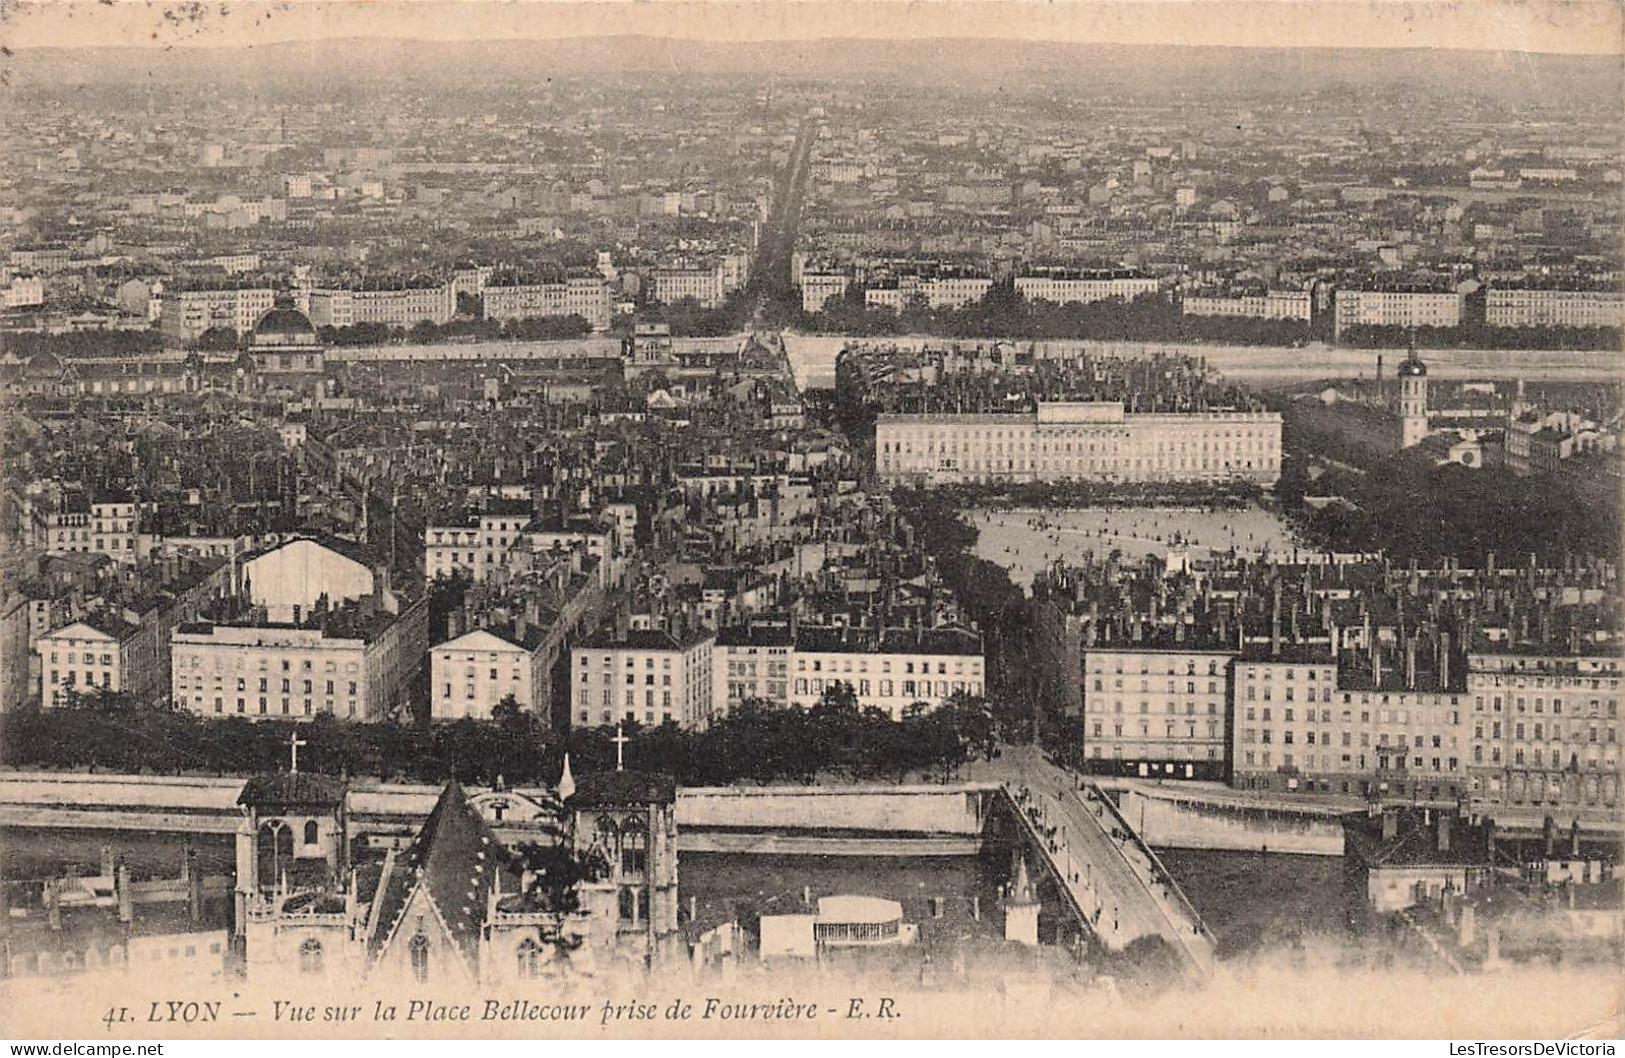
[0,684,999,787]
[804,285,1317,345]
[191,314,597,351]
[1338,322,1621,352]
[1,329,165,360]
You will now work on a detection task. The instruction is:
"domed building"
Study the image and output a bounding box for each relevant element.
[250,297,325,378]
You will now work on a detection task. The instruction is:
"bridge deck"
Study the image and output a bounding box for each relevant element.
[982,749,1217,978]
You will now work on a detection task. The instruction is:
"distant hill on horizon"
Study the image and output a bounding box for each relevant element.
[6,35,1618,104]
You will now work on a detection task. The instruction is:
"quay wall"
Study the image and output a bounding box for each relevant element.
[676,784,996,836]
[0,773,997,845]
[1113,786,1346,857]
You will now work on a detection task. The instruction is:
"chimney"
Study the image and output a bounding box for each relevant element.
[1543,815,1556,859]
[1436,810,1451,854]
[1569,819,1581,859]
[1405,635,1417,691]
[1485,818,1497,864]
[1381,809,1398,842]
[1438,631,1451,690]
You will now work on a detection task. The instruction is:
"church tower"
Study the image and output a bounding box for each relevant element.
[1398,343,1428,448]
[567,770,680,967]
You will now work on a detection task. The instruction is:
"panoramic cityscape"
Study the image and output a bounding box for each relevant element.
[0,0,1621,1041]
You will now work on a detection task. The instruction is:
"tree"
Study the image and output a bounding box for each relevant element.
[491,694,534,733]
[194,327,241,352]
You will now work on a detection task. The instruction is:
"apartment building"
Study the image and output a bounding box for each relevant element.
[306,281,455,329]
[1484,286,1623,329]
[170,599,427,723]
[430,626,549,722]
[801,272,852,314]
[875,401,1283,486]
[651,265,726,308]
[1333,287,1463,337]
[1014,271,1160,306]
[1465,652,1620,814]
[712,626,795,712]
[787,626,984,721]
[1081,648,1232,779]
[571,628,717,730]
[1182,291,1312,322]
[483,275,612,331]
[1229,654,1464,799]
[159,286,277,341]
[1229,651,1621,814]
[35,613,145,709]
[423,504,534,582]
[43,494,141,565]
[5,274,45,309]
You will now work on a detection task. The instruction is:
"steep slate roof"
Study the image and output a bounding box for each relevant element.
[369,781,518,970]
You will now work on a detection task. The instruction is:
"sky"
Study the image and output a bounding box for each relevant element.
[3,0,1622,54]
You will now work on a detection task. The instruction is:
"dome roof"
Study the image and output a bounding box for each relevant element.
[254,305,316,337]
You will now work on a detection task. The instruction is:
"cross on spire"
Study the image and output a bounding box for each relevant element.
[287,730,307,774]
[611,723,629,773]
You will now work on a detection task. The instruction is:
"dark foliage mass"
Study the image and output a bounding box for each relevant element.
[0,685,998,787]
[1338,322,1620,352]
[805,287,1315,344]
[1276,407,1621,563]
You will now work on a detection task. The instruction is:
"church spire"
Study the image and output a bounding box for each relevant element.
[557,753,576,801]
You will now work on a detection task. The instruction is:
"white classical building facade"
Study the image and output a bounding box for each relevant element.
[875,401,1282,486]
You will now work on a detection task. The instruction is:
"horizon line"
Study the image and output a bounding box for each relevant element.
[4,0,1620,57]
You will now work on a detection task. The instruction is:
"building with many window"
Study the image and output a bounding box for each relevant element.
[171,597,428,723]
[483,275,612,331]
[572,628,717,730]
[651,265,726,308]
[875,401,1282,486]
[800,272,852,314]
[1014,270,1160,306]
[1081,648,1232,780]
[423,504,534,583]
[159,285,277,341]
[1485,285,1622,330]
[1182,291,1311,322]
[35,614,144,709]
[1229,651,1620,815]
[1333,286,1463,337]
[305,280,455,329]
[712,626,794,710]
[1465,652,1620,815]
[430,627,548,722]
[787,626,984,720]
[43,493,141,565]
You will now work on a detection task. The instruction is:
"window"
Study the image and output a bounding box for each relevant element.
[303,820,319,845]
[516,938,544,979]
[298,938,323,975]
[409,934,431,983]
